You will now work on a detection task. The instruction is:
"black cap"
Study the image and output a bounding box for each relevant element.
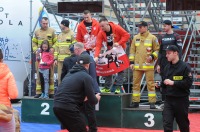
[69,44,74,53]
[61,20,69,27]
[163,20,174,28]
[77,54,91,64]
[136,21,148,27]
[166,45,179,53]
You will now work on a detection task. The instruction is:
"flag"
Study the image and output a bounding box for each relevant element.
[96,46,129,76]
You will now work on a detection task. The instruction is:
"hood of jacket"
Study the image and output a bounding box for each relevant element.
[0,63,10,79]
[69,64,88,74]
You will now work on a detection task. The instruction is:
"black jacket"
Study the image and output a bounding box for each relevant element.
[61,54,78,81]
[54,64,98,111]
[161,60,193,97]
[81,51,100,93]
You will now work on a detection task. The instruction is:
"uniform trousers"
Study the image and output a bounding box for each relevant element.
[163,96,190,132]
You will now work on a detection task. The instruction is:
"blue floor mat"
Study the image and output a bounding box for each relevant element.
[14,107,60,132]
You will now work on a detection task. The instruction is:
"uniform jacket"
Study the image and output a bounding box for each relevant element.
[76,19,100,50]
[95,22,130,58]
[32,27,57,52]
[161,60,193,97]
[54,29,76,61]
[129,31,160,70]
[54,64,98,111]
[0,63,18,107]
[38,52,54,69]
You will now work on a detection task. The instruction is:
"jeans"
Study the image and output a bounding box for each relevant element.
[39,69,50,94]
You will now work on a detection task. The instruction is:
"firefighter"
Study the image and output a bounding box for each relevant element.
[129,21,160,109]
[76,10,101,55]
[162,45,192,132]
[156,20,183,101]
[32,17,57,98]
[54,20,76,84]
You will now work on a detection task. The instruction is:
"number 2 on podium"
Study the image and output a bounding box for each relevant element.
[40,103,50,115]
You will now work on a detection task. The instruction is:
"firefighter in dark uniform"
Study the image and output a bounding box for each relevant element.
[161,45,193,132]
[157,20,183,100]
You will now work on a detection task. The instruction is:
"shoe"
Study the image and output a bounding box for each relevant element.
[43,94,49,99]
[115,88,120,94]
[150,103,156,109]
[129,102,139,108]
[49,94,54,98]
[39,93,44,99]
[34,94,41,98]
[100,87,110,93]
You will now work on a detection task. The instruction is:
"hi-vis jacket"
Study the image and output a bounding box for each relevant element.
[32,27,57,52]
[129,31,160,70]
[54,29,76,61]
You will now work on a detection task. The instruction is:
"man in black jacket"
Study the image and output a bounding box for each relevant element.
[161,45,193,132]
[60,43,78,81]
[53,54,101,132]
[74,42,100,132]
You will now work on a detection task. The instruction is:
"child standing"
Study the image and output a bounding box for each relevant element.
[36,40,54,99]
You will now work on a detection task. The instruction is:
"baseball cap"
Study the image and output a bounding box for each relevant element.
[166,45,179,53]
[163,20,174,28]
[136,21,148,27]
[77,54,91,64]
[61,20,69,27]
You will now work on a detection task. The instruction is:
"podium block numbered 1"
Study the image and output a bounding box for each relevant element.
[21,97,59,124]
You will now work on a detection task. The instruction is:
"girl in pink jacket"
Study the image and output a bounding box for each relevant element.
[36,40,54,99]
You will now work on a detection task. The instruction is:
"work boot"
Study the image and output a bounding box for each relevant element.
[49,94,54,99]
[34,94,41,98]
[150,103,156,109]
[129,102,139,108]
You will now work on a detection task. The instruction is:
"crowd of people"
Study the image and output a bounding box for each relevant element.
[0,9,193,132]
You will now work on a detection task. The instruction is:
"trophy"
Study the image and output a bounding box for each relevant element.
[145,47,152,65]
[37,48,44,64]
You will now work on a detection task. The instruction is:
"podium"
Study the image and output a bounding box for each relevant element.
[21,94,178,130]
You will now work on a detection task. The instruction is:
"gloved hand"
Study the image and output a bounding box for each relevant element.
[40,62,47,66]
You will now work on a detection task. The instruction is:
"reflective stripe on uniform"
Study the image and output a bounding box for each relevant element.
[144,43,152,46]
[134,63,154,69]
[132,93,140,97]
[152,51,158,58]
[129,54,135,61]
[148,93,156,97]
[135,43,140,46]
[58,54,70,61]
[32,37,38,43]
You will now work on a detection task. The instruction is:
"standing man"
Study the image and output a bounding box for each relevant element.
[54,20,76,84]
[53,54,101,132]
[129,21,160,109]
[162,45,192,132]
[157,20,183,100]
[74,42,100,132]
[76,10,101,54]
[32,17,57,98]
[94,17,130,93]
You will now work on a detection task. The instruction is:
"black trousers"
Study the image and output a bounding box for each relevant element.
[81,101,97,132]
[163,96,190,132]
[53,107,87,132]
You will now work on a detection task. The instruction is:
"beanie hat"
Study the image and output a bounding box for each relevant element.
[61,20,69,27]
